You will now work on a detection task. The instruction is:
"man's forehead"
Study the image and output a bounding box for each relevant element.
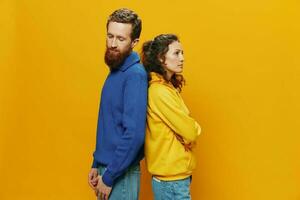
[107,22,132,37]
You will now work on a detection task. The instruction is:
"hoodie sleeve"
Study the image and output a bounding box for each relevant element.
[149,85,201,143]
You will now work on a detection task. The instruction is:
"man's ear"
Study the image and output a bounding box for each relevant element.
[131,38,139,49]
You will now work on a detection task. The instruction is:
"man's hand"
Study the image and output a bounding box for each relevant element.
[88,168,99,191]
[96,175,112,200]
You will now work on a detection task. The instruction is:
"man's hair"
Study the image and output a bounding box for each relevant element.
[106,8,142,40]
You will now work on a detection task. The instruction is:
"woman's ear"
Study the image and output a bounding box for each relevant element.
[158,55,164,64]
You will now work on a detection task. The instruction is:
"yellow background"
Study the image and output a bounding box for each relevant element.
[1,0,300,199]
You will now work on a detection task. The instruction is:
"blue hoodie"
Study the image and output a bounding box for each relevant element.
[92,51,148,187]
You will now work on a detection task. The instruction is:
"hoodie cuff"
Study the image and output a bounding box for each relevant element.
[195,122,202,136]
[102,170,114,187]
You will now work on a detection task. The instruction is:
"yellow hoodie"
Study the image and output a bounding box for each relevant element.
[145,72,201,181]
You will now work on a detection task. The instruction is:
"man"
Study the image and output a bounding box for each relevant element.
[88,8,147,200]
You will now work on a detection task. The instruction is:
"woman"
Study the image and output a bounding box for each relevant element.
[141,34,201,200]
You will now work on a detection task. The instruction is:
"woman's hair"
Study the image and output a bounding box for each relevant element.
[141,34,185,92]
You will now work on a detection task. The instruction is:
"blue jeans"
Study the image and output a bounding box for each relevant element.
[97,164,140,200]
[152,176,191,200]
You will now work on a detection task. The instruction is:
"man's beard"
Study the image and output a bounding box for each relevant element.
[104,47,132,71]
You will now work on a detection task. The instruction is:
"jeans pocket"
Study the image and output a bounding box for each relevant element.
[173,178,191,200]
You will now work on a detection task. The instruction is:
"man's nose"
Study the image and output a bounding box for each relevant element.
[111,38,117,48]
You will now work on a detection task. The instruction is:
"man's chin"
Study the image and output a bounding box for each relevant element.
[104,47,132,70]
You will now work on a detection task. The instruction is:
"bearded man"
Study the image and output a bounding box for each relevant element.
[88,8,147,200]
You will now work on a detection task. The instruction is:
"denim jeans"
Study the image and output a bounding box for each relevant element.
[152,176,191,200]
[97,164,140,200]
